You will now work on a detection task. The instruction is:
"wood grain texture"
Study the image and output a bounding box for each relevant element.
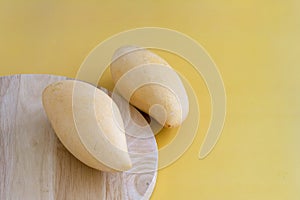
[0,74,157,200]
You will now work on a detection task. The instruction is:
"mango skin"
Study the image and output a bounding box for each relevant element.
[110,46,189,128]
[42,80,132,172]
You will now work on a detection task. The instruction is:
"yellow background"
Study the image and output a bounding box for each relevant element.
[1,0,299,199]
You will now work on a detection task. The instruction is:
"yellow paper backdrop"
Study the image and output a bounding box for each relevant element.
[1,0,299,199]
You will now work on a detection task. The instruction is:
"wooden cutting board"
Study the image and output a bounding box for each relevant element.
[0,74,158,200]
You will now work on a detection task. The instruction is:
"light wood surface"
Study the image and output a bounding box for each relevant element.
[0,74,157,200]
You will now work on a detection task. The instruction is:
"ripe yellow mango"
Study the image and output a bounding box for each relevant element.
[110,46,189,128]
[42,80,132,172]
